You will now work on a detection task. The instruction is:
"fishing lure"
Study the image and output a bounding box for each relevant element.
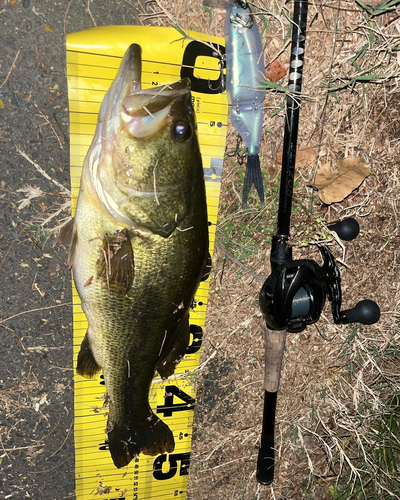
[225,0,265,206]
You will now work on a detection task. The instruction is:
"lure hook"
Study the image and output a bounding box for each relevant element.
[208,54,226,92]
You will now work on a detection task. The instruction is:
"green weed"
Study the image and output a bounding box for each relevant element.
[26,224,51,249]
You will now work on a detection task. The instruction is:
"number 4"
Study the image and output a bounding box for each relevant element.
[156,385,195,417]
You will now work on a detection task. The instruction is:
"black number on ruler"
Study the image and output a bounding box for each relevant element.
[186,324,203,355]
[99,374,105,386]
[98,440,109,451]
[153,452,190,481]
[180,41,225,95]
[156,385,195,417]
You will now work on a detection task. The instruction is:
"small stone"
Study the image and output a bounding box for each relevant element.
[23,0,30,7]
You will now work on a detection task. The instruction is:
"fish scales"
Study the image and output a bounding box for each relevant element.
[62,44,209,468]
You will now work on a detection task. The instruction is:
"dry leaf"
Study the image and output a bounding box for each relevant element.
[84,276,94,287]
[312,157,370,204]
[276,146,317,168]
[265,60,286,83]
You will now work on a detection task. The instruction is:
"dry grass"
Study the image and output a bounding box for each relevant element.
[142,1,400,499]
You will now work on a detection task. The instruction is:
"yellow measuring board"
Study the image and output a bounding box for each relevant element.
[66,26,228,500]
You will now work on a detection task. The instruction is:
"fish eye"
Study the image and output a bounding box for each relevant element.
[174,120,191,142]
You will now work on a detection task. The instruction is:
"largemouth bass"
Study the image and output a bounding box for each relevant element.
[61,44,208,468]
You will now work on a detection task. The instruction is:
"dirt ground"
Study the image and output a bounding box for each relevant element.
[1,1,399,500]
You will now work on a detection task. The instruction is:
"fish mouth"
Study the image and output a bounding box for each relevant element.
[121,80,191,140]
[124,79,191,113]
[102,43,191,141]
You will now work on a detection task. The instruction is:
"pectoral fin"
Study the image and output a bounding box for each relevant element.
[54,217,74,246]
[97,229,134,295]
[54,217,77,269]
[76,331,101,379]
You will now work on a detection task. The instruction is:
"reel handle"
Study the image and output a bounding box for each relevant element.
[339,299,380,325]
[328,218,359,241]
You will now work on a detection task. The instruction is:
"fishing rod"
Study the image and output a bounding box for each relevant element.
[255,0,380,485]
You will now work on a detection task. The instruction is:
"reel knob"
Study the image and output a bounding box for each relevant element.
[340,299,380,325]
[328,218,359,241]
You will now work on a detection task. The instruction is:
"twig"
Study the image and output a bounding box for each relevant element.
[152,0,176,25]
[153,159,160,205]
[39,200,71,228]
[53,113,69,146]
[22,228,43,250]
[42,191,70,198]
[63,0,74,38]
[3,444,42,452]
[0,383,19,393]
[16,148,70,194]
[87,0,97,26]
[28,454,73,474]
[123,0,140,10]
[123,0,145,24]
[214,239,264,282]
[0,303,72,325]
[48,420,73,458]
[0,49,20,90]
[0,324,26,351]
[48,365,74,371]
[34,104,63,149]
[0,434,10,462]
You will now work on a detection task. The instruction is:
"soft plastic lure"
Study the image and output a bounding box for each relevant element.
[225,0,265,206]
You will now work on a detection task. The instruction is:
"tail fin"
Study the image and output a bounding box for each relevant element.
[242,154,265,207]
[108,412,175,468]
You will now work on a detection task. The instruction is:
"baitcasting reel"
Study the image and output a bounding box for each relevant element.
[259,219,380,333]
